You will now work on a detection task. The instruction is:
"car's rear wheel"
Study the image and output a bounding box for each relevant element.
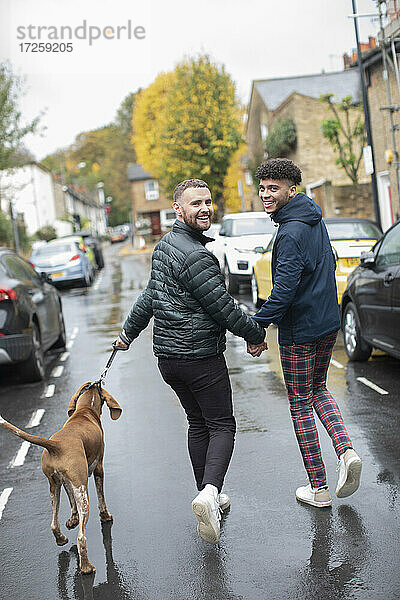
[95,250,104,269]
[343,302,372,361]
[80,270,91,288]
[224,261,239,294]
[20,322,45,382]
[251,272,264,309]
[52,308,66,350]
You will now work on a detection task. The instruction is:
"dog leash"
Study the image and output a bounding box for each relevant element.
[75,342,128,402]
[99,341,128,385]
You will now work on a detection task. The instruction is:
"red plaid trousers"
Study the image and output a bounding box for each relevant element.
[280,331,352,488]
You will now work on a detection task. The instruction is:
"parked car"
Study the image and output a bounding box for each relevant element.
[0,247,66,381]
[325,218,382,303]
[30,240,93,288]
[205,223,221,254]
[341,220,400,361]
[56,235,97,277]
[109,226,128,244]
[251,217,381,308]
[77,230,104,270]
[211,212,276,293]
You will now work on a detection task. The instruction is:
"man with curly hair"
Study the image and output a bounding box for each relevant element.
[251,158,362,508]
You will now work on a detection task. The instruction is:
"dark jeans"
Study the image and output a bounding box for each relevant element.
[158,354,236,493]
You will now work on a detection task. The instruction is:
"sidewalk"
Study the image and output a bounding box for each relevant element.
[118,243,154,256]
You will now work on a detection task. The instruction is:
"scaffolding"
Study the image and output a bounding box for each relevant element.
[387,0,400,21]
[377,1,400,221]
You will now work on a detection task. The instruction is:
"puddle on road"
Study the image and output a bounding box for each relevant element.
[87,259,123,333]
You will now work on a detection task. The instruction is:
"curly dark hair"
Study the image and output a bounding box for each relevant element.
[173,179,209,203]
[255,159,302,186]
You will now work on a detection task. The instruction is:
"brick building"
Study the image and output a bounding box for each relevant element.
[127,163,175,236]
[246,70,373,219]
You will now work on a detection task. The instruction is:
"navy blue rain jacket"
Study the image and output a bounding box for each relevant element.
[252,193,340,345]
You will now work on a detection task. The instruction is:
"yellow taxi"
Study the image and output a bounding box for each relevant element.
[251,218,382,308]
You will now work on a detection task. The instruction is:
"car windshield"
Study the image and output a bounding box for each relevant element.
[230,218,275,237]
[33,243,75,256]
[325,221,381,240]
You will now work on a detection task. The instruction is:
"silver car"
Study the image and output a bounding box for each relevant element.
[29,241,92,288]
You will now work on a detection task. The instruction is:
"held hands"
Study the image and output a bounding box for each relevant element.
[246,340,268,357]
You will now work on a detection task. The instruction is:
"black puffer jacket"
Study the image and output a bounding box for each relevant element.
[123,220,265,359]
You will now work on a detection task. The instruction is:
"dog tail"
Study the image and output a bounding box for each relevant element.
[0,415,59,454]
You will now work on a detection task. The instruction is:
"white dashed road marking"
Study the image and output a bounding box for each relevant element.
[26,409,45,428]
[0,488,13,521]
[51,365,64,378]
[66,340,74,350]
[60,352,70,362]
[357,377,389,395]
[43,384,55,398]
[70,326,79,340]
[331,359,344,369]
[93,275,102,291]
[9,442,31,468]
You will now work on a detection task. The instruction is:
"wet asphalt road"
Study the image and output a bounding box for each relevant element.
[0,242,400,600]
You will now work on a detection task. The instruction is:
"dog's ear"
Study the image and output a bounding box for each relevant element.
[102,388,122,420]
[68,382,91,416]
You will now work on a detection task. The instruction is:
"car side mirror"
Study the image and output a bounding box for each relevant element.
[360,251,375,267]
[254,246,267,254]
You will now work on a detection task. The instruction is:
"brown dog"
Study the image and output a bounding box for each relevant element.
[0,382,122,574]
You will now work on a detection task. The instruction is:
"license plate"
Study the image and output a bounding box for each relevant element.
[51,272,65,279]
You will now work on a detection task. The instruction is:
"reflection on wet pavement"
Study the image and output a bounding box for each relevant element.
[295,505,368,599]
[57,523,133,600]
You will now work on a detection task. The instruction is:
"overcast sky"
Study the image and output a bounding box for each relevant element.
[0,0,380,161]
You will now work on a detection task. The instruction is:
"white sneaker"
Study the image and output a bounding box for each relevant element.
[218,493,230,511]
[336,449,362,498]
[296,484,332,508]
[192,484,221,543]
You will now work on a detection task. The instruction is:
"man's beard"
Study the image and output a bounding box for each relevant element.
[181,209,211,231]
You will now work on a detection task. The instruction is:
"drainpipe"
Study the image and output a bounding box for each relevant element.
[305,179,326,199]
[351,0,381,227]
[378,1,400,221]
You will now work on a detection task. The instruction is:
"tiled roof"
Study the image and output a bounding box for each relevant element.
[127,163,153,181]
[254,69,361,110]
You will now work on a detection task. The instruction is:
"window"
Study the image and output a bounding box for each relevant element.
[32,243,75,257]
[375,223,400,267]
[219,220,232,237]
[145,180,159,201]
[2,255,39,282]
[325,221,381,241]
[229,218,275,237]
[260,123,268,142]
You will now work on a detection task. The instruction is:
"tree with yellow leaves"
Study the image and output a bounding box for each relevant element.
[133,72,176,180]
[133,56,242,215]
